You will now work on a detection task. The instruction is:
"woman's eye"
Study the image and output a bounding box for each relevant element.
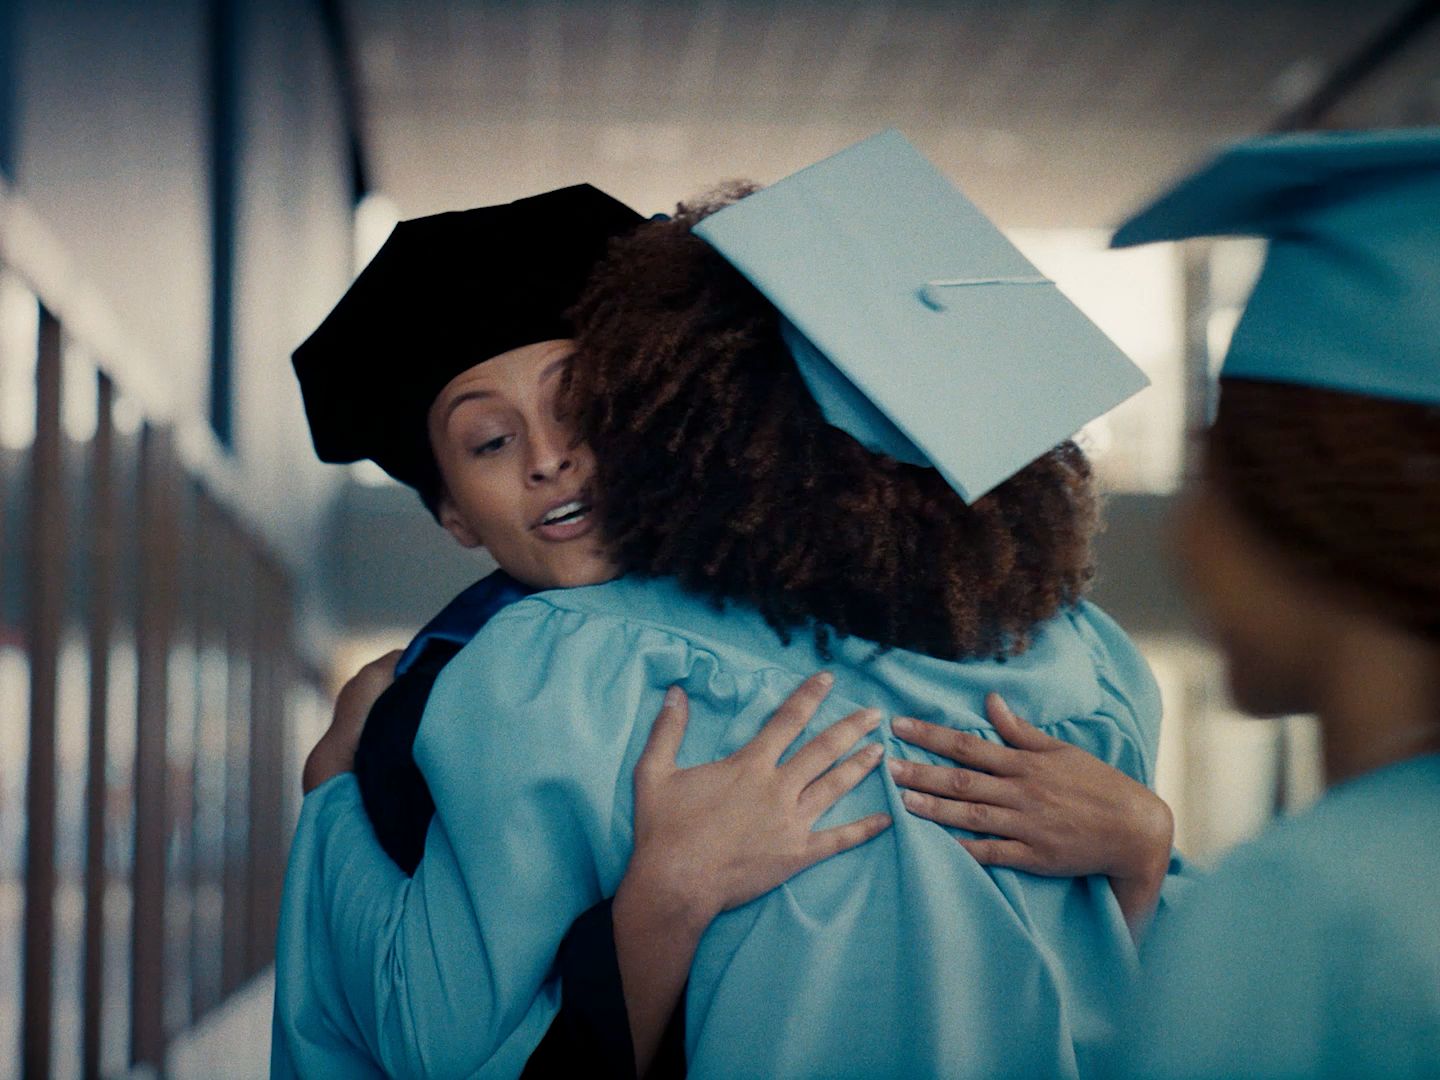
[471,434,512,457]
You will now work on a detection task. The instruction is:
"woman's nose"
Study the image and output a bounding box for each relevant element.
[527,430,575,483]
[529,455,573,483]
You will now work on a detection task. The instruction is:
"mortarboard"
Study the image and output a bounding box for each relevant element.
[1112,127,1440,406]
[292,185,643,501]
[692,129,1149,503]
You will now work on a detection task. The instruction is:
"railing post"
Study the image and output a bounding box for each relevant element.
[245,555,282,978]
[164,471,198,1040]
[245,561,291,972]
[189,490,220,1024]
[82,371,117,1080]
[132,421,176,1074]
[21,306,63,1080]
[219,513,251,997]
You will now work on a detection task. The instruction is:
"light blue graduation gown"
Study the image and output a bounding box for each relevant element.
[272,576,1167,1079]
[1115,753,1440,1079]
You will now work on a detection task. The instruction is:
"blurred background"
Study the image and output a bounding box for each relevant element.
[1,1,1437,1076]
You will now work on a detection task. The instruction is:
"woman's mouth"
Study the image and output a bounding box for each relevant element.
[533,497,596,541]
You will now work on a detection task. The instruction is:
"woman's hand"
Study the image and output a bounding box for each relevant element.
[889,692,1173,936]
[614,673,892,1073]
[625,672,893,927]
[302,650,403,795]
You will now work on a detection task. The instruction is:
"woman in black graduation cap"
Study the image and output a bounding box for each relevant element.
[278,177,1180,1079]
[282,184,903,1079]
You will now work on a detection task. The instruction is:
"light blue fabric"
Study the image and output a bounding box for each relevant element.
[779,318,929,467]
[1111,127,1440,407]
[1114,753,1440,1080]
[274,576,1167,1079]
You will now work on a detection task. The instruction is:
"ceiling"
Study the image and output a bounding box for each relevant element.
[347,0,1440,227]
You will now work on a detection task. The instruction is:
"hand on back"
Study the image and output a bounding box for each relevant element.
[626,673,893,928]
[890,691,1174,934]
[303,649,404,795]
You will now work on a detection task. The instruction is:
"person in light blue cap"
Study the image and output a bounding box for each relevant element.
[1108,127,1440,1079]
[280,131,1180,1079]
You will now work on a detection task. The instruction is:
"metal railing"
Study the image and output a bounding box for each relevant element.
[1,181,325,1078]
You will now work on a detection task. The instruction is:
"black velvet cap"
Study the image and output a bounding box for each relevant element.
[292,185,643,506]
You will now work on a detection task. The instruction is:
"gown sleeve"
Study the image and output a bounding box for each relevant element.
[350,636,685,1078]
[1065,602,1201,922]
[272,600,708,1078]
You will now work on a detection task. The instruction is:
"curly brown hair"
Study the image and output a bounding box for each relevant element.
[563,189,1099,660]
[1207,378,1440,639]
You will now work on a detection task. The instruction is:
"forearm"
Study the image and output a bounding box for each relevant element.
[1108,866,1166,940]
[611,863,711,1075]
[276,776,415,1074]
[1107,792,1175,942]
[279,775,549,1078]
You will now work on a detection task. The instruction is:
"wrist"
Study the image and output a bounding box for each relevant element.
[617,848,718,941]
[302,738,354,795]
[1110,789,1174,887]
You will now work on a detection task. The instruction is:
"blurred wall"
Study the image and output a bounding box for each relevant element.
[10,0,354,585]
[0,6,362,1072]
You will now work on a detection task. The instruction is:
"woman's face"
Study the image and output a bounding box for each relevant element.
[1171,475,1334,718]
[428,338,617,590]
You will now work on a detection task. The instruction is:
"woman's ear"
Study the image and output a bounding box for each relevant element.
[438,497,483,549]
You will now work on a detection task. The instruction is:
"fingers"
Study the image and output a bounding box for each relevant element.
[334,649,404,733]
[891,716,1019,775]
[984,693,1056,751]
[958,838,1040,873]
[748,673,836,763]
[783,707,883,787]
[898,788,1025,839]
[798,743,885,819]
[637,686,689,777]
[350,649,403,692]
[804,812,892,862]
[886,758,1018,809]
[344,648,404,696]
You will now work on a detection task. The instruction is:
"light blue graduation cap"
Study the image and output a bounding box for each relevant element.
[1112,127,1440,406]
[692,129,1149,503]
